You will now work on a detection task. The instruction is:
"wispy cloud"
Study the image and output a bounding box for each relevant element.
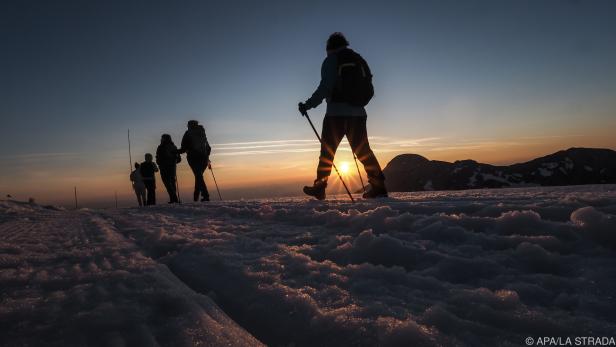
[215,139,315,146]
[217,133,586,157]
[216,148,317,156]
[213,139,317,156]
[211,137,446,156]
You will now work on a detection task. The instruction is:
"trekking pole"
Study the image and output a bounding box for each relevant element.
[209,163,223,201]
[352,153,366,193]
[300,110,355,203]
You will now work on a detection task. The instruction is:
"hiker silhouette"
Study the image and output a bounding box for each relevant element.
[130,162,146,206]
[156,134,181,204]
[140,153,159,205]
[299,32,387,200]
[179,120,211,202]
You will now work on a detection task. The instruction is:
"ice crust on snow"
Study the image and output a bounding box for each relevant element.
[2,185,616,346]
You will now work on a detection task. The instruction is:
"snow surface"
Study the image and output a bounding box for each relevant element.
[0,201,262,347]
[2,185,616,346]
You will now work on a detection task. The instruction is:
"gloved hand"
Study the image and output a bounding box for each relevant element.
[298,102,308,116]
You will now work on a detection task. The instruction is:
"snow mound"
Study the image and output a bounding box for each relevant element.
[571,206,616,247]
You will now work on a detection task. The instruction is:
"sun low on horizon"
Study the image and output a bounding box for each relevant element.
[339,161,351,176]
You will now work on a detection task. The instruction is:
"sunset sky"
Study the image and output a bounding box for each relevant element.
[1,0,615,207]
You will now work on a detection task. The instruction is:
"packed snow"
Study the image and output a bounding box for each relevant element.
[2,185,616,346]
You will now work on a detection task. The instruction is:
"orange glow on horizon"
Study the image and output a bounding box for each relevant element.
[3,129,615,208]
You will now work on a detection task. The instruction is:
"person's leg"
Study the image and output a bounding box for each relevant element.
[133,187,141,206]
[144,182,151,205]
[145,180,156,205]
[139,190,146,206]
[199,165,209,201]
[316,117,346,182]
[346,117,386,193]
[169,166,178,202]
[160,167,170,202]
[160,166,177,203]
[188,158,201,202]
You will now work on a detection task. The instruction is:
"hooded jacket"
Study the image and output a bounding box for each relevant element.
[156,140,181,167]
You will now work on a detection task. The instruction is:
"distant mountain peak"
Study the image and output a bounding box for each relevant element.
[390,154,429,163]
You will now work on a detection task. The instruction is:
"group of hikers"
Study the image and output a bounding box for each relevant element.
[130,120,212,206]
[130,32,388,206]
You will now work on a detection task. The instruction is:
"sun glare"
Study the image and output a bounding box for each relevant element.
[339,161,350,175]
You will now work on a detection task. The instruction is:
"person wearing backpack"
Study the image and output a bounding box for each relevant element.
[298,32,387,200]
[156,134,181,204]
[179,120,211,202]
[140,153,159,205]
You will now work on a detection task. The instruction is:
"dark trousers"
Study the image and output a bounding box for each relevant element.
[317,116,384,184]
[134,188,146,206]
[160,165,178,203]
[188,155,209,201]
[143,179,156,205]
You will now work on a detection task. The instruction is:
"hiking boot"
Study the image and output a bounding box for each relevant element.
[303,179,327,200]
[363,178,388,199]
[201,196,210,202]
[193,190,199,202]
[363,185,388,199]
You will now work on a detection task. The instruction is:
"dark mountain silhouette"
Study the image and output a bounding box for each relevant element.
[382,148,616,192]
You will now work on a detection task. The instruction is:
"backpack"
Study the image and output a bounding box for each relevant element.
[331,48,374,107]
[186,126,211,156]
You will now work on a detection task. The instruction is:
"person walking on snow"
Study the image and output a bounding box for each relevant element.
[156,134,181,203]
[179,120,211,202]
[299,32,387,200]
[130,162,147,206]
[140,153,159,205]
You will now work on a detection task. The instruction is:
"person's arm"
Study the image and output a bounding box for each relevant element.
[179,132,188,154]
[304,55,337,110]
[155,146,162,165]
[174,145,181,163]
[205,136,212,156]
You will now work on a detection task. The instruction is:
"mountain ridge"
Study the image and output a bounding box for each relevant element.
[382,147,616,192]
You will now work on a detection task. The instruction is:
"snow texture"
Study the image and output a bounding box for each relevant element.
[2,184,616,346]
[0,201,263,347]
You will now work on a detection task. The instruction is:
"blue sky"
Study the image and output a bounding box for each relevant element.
[1,0,615,205]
